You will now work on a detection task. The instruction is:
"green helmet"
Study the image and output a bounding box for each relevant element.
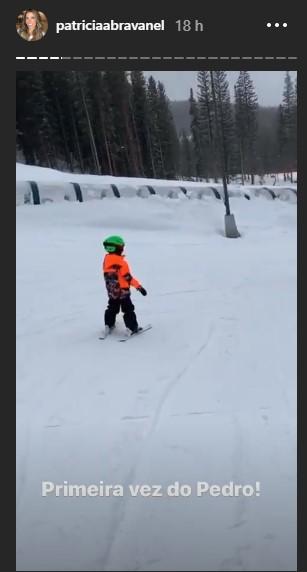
[103,235,125,253]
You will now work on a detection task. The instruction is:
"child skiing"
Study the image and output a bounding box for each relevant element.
[102,235,147,336]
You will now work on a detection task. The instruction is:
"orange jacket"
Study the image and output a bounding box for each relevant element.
[103,253,141,291]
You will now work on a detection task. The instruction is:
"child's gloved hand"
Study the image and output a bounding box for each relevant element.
[137,286,147,296]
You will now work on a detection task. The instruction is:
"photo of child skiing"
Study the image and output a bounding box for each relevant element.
[16,70,297,571]
[102,234,147,339]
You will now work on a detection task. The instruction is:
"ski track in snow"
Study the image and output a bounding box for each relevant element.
[100,323,215,571]
[16,192,296,572]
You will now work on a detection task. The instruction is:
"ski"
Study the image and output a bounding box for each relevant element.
[118,324,152,342]
[99,326,115,340]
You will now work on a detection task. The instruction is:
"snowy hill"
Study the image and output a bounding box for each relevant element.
[16,166,297,571]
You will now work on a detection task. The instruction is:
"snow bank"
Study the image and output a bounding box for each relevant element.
[16,164,297,206]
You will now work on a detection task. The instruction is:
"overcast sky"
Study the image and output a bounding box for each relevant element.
[144,71,297,105]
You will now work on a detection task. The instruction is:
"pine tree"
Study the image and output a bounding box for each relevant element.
[103,71,141,177]
[212,73,235,176]
[77,72,101,174]
[64,71,99,174]
[189,88,203,180]
[42,71,85,173]
[147,76,165,178]
[277,104,287,175]
[130,71,154,177]
[210,71,235,212]
[197,71,215,181]
[85,71,116,175]
[156,81,179,179]
[234,71,258,184]
[280,72,297,180]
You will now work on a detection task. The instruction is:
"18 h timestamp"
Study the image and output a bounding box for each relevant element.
[175,19,205,32]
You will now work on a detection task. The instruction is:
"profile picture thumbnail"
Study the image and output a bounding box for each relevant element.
[16,9,48,41]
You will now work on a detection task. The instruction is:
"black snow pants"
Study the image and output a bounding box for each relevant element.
[104,294,138,332]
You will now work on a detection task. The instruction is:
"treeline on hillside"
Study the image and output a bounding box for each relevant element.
[16,71,179,179]
[172,102,291,178]
[16,71,297,182]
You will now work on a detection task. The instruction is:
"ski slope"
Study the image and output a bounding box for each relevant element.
[16,181,297,571]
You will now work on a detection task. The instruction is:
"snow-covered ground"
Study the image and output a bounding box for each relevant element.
[16,177,297,571]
